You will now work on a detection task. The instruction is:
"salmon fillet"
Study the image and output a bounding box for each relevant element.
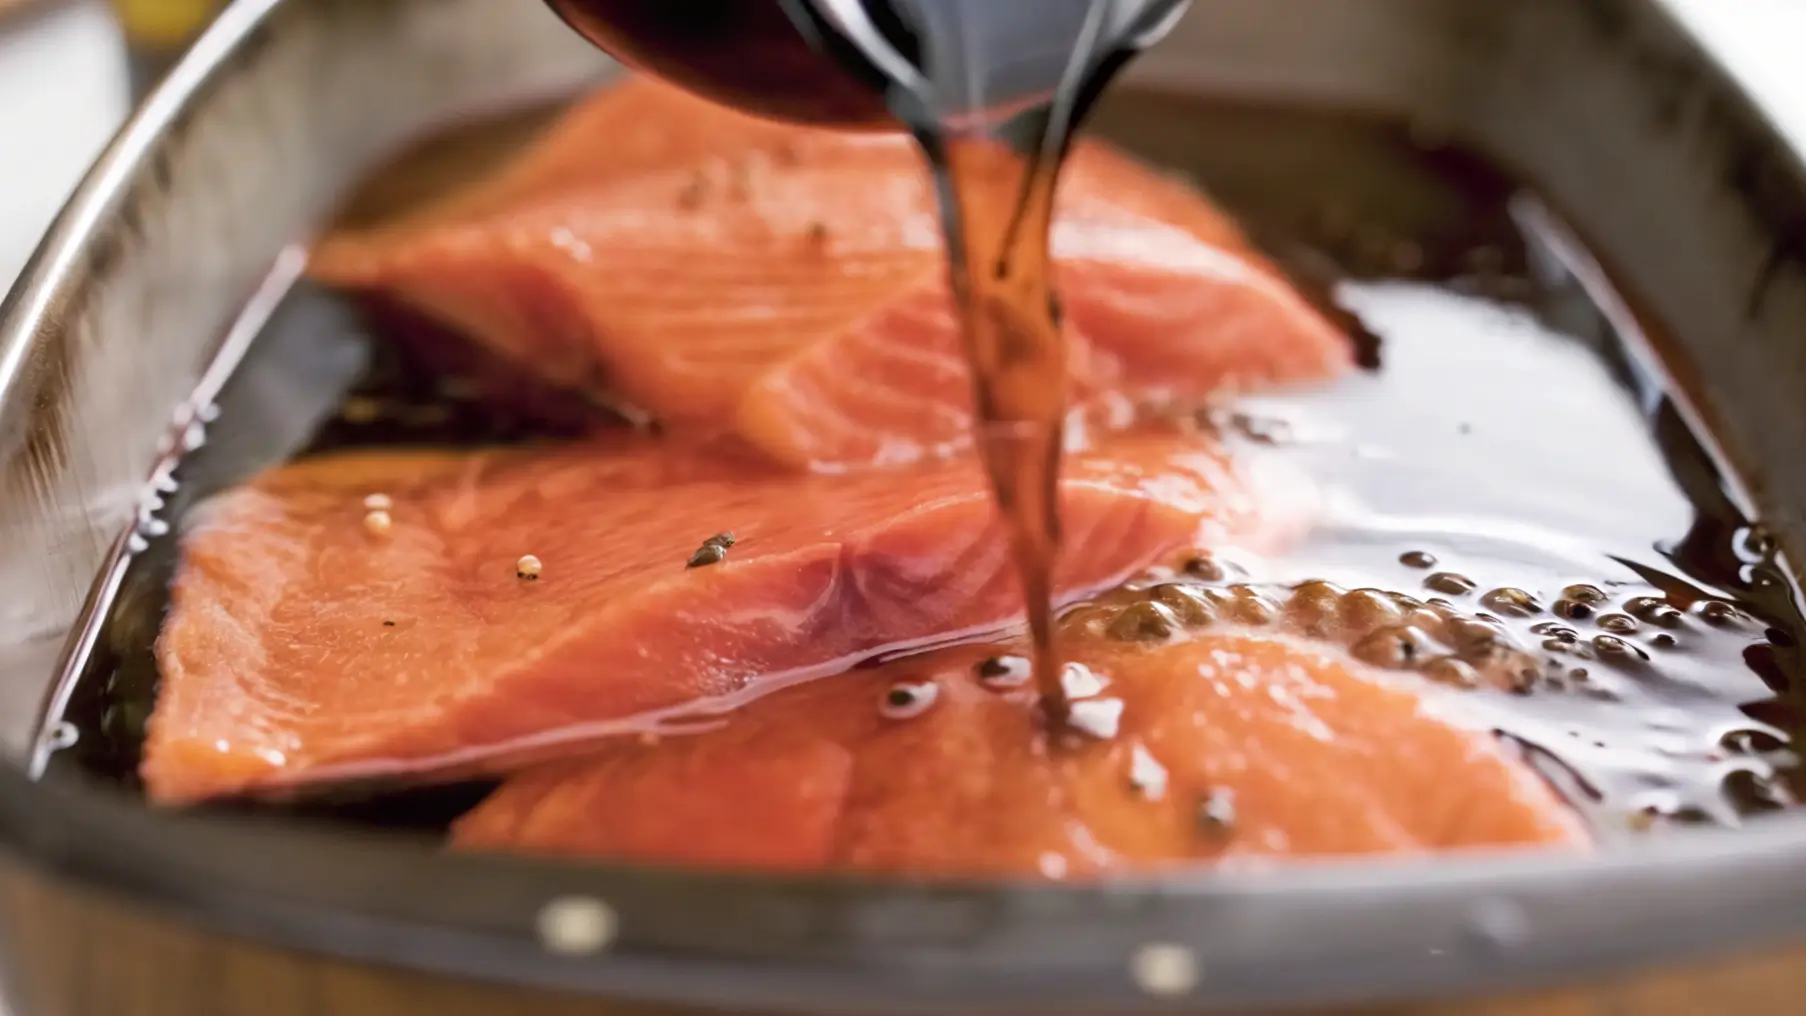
[352,77,1248,252]
[311,78,1351,470]
[452,633,1588,875]
[145,429,1290,805]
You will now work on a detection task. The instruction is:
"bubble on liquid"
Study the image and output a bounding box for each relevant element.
[1351,625,1428,669]
[1552,598,1594,621]
[1150,584,1217,627]
[1214,585,1280,626]
[1592,634,1647,662]
[1182,551,1232,583]
[1626,596,1684,629]
[1340,588,1405,635]
[1398,605,1450,641]
[1020,558,1793,832]
[1720,728,1787,756]
[1286,580,1347,636]
[1445,616,1506,653]
[1481,587,1542,617]
[1542,637,1592,659]
[1422,656,1482,689]
[1696,600,1746,626]
[1734,525,1776,562]
[1468,645,1540,694]
[1108,601,1181,643]
[1598,613,1638,635]
[1425,572,1476,596]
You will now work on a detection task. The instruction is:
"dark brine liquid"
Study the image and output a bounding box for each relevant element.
[933,134,1073,721]
[894,3,1157,724]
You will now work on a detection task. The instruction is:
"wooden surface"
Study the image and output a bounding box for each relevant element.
[3,864,1804,1016]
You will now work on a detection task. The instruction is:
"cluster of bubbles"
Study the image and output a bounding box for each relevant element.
[1056,550,1552,696]
[1004,543,1797,835]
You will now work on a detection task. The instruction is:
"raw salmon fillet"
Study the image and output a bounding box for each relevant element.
[452,633,1588,875]
[311,77,1351,470]
[145,430,1288,805]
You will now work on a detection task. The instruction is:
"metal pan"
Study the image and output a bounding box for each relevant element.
[2,0,1806,1013]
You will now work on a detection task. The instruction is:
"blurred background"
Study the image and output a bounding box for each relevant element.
[0,0,1803,303]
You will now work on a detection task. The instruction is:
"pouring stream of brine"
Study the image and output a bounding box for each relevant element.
[546,0,1192,726]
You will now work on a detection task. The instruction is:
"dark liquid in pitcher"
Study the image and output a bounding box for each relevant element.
[547,0,896,125]
[548,0,1155,721]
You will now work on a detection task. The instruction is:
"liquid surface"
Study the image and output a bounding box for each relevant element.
[39,93,1806,846]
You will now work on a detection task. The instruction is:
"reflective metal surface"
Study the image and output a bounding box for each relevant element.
[0,0,1804,1013]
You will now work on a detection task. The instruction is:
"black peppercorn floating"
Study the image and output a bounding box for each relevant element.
[686,531,737,569]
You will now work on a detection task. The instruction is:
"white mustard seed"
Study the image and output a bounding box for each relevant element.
[364,493,393,511]
[364,509,393,537]
[517,554,543,581]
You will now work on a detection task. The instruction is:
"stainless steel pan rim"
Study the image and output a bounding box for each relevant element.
[4,0,1806,1011]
